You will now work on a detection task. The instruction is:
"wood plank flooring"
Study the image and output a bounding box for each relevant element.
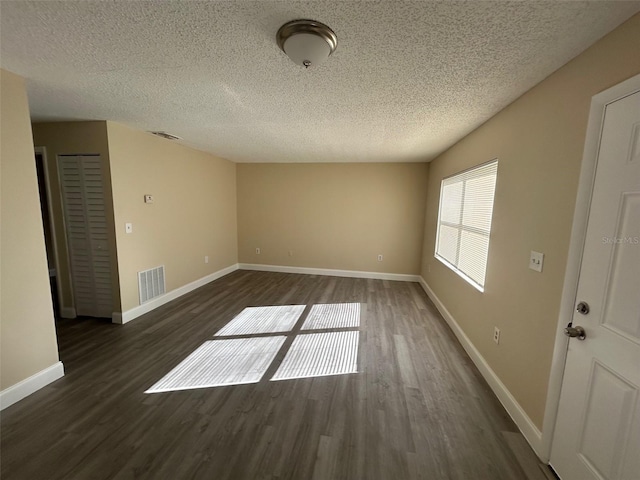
[2,271,545,479]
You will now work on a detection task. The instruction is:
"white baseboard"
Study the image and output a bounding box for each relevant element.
[418,277,545,460]
[115,264,239,324]
[60,306,76,319]
[0,361,65,411]
[238,263,420,282]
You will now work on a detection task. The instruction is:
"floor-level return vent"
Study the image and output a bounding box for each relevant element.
[138,265,166,304]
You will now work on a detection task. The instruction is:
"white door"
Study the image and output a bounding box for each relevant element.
[550,90,640,479]
[59,155,113,318]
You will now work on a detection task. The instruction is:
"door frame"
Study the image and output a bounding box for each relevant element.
[34,146,70,317]
[540,73,640,462]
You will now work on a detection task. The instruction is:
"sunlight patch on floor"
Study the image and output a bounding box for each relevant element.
[147,302,361,393]
[301,303,360,330]
[214,305,306,336]
[271,331,359,381]
[145,336,286,393]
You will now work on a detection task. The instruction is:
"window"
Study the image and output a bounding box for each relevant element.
[435,160,498,291]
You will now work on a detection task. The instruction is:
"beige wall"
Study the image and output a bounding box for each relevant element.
[1,69,60,389]
[420,14,640,429]
[237,163,428,274]
[32,121,120,314]
[106,122,238,312]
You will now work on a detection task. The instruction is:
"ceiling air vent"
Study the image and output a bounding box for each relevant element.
[149,131,182,141]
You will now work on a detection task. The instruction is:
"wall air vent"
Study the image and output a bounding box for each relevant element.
[138,265,166,304]
[149,131,182,141]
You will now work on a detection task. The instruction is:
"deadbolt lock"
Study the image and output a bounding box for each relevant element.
[576,301,590,315]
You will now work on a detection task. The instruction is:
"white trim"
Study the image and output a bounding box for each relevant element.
[238,263,421,282]
[115,264,239,324]
[418,277,544,459]
[60,306,76,319]
[0,361,64,410]
[543,73,640,461]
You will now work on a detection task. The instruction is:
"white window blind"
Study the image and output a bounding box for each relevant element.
[435,160,498,291]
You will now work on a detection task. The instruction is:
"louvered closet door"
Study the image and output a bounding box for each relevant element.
[59,155,113,318]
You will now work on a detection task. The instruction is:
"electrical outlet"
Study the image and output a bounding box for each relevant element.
[205,256,209,264]
[256,247,261,255]
[493,327,500,344]
[377,254,383,262]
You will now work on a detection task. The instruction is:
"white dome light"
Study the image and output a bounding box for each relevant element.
[276,20,338,68]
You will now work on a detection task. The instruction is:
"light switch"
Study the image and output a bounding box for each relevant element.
[125,223,133,234]
[529,251,544,272]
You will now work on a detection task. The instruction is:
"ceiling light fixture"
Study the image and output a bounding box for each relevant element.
[276,19,338,68]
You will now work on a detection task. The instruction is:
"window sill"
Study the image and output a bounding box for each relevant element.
[434,255,485,293]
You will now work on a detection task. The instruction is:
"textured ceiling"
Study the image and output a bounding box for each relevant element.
[1,1,639,163]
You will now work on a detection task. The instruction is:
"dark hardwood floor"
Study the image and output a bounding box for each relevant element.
[1,270,545,479]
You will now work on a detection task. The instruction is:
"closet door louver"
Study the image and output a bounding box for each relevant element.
[59,155,113,318]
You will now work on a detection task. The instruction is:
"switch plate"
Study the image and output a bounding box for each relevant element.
[144,194,154,204]
[255,247,261,255]
[377,254,383,262]
[125,223,133,234]
[205,256,209,264]
[529,251,544,272]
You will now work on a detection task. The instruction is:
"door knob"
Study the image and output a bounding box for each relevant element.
[576,301,590,315]
[564,325,586,340]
